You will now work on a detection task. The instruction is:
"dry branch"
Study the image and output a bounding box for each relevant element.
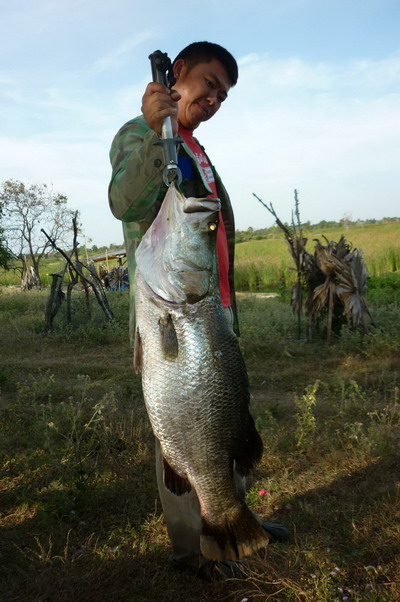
[41,215,114,325]
[253,191,310,339]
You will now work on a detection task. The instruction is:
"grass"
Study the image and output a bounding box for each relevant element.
[0,278,400,601]
[1,221,399,293]
[0,255,123,288]
[234,221,400,291]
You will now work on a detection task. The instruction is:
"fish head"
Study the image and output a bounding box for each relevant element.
[135,186,220,304]
[165,195,220,303]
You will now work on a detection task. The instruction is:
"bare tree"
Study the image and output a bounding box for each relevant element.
[42,214,114,329]
[0,180,75,288]
[253,190,311,339]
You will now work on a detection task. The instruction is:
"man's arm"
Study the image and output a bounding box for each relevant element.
[108,83,180,223]
[108,117,165,223]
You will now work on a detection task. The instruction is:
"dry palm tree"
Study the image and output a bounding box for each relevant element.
[254,191,374,343]
[310,236,374,343]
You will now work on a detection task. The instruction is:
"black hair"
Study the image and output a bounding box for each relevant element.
[171,41,238,87]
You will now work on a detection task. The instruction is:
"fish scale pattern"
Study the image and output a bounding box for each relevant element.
[133,188,266,559]
[136,269,255,526]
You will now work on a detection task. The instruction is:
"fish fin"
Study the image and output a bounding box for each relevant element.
[159,315,179,359]
[234,417,264,476]
[163,457,191,495]
[200,504,270,561]
[133,329,142,374]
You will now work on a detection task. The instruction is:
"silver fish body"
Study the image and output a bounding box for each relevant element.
[134,186,269,560]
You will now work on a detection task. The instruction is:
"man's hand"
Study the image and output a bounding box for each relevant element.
[141,83,181,137]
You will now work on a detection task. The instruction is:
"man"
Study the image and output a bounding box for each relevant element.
[109,41,287,580]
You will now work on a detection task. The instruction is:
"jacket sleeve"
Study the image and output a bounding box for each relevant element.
[108,116,165,222]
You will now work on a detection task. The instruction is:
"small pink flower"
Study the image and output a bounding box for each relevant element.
[258,489,269,497]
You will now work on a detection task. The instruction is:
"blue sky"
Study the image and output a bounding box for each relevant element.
[1,0,399,246]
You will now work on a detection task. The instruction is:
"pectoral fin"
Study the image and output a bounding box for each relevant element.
[159,314,179,359]
[163,457,191,495]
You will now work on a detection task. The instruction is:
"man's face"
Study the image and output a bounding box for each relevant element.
[173,59,231,131]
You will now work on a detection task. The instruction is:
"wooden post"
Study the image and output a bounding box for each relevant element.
[44,273,65,331]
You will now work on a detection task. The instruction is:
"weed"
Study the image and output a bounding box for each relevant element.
[295,381,320,450]
[255,409,278,432]
[1,286,399,601]
[339,380,367,415]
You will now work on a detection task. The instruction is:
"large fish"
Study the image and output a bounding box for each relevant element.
[134,185,269,561]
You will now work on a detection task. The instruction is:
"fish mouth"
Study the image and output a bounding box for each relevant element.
[140,268,211,305]
[185,292,207,304]
[172,258,211,271]
[170,269,211,304]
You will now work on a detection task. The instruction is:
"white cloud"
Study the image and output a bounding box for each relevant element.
[1,50,399,244]
[352,54,400,89]
[0,135,123,246]
[92,32,155,73]
[238,53,334,90]
[199,53,400,229]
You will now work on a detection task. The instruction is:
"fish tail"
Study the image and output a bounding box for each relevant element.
[200,504,270,561]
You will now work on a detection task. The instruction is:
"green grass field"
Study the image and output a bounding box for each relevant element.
[0,272,399,601]
[1,221,399,293]
[235,221,400,292]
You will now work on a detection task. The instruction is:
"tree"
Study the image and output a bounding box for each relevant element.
[0,199,12,269]
[0,180,75,288]
[0,221,11,270]
[310,236,374,343]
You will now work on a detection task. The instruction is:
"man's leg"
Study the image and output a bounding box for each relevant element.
[155,438,248,569]
[155,437,204,569]
[153,308,242,569]
[154,307,288,571]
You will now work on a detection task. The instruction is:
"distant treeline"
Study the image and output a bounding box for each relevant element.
[44,217,400,258]
[46,242,124,259]
[235,217,400,243]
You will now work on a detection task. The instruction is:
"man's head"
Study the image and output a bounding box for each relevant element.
[171,42,238,88]
[170,42,238,132]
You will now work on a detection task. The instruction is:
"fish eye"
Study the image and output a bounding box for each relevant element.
[208,222,218,231]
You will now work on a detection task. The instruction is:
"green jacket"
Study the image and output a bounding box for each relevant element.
[108,116,239,342]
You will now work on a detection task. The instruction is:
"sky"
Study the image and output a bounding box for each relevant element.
[1,0,399,247]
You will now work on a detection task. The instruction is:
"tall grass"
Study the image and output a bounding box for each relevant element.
[1,222,399,292]
[0,268,22,286]
[0,258,65,287]
[235,222,400,291]
[0,256,123,287]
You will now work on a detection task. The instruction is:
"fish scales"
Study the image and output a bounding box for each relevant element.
[134,186,269,560]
